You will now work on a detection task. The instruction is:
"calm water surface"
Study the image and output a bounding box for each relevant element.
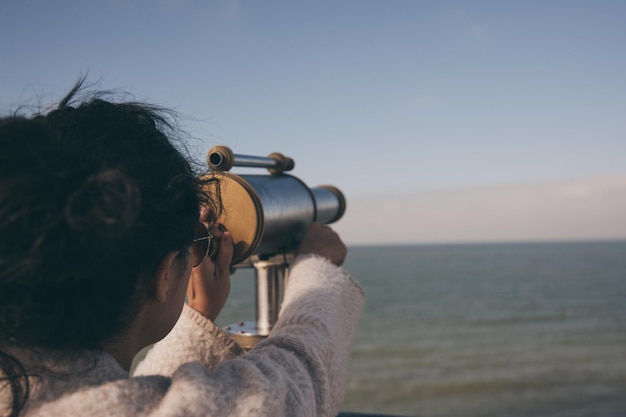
[219,241,626,417]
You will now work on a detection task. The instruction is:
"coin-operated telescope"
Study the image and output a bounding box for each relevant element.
[202,145,346,349]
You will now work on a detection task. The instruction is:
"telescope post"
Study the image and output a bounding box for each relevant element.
[226,254,293,350]
[254,259,288,334]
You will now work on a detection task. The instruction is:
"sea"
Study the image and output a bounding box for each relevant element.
[216,241,626,417]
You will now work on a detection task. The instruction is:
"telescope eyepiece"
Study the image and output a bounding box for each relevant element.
[207,145,235,172]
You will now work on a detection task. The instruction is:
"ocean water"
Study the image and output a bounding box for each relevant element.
[217,241,626,417]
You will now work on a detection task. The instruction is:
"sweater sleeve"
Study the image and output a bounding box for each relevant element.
[138,254,365,417]
[133,304,245,377]
[254,254,366,416]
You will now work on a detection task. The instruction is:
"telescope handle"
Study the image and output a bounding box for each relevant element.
[207,145,294,174]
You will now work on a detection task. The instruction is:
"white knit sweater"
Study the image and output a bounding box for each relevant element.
[2,255,365,417]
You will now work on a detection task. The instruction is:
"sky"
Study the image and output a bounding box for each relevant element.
[1,0,625,245]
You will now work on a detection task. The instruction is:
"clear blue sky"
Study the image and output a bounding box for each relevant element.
[2,1,625,244]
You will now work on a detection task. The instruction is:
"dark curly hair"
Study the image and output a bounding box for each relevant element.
[0,82,217,417]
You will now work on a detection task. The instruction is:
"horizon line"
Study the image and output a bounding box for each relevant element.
[345,237,626,248]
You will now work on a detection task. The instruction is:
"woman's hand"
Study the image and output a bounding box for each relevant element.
[296,222,347,266]
[186,211,233,321]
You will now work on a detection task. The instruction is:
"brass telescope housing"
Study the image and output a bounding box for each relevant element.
[202,145,346,348]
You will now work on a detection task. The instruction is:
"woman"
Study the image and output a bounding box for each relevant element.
[0,84,365,417]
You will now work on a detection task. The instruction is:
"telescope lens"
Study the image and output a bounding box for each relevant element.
[209,153,222,165]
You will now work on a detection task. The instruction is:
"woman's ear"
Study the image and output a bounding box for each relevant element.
[152,250,181,304]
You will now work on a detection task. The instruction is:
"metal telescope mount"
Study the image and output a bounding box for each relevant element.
[205,146,346,349]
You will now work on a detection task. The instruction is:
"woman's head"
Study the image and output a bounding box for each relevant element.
[0,83,212,351]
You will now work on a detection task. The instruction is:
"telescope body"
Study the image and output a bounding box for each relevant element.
[206,172,345,265]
